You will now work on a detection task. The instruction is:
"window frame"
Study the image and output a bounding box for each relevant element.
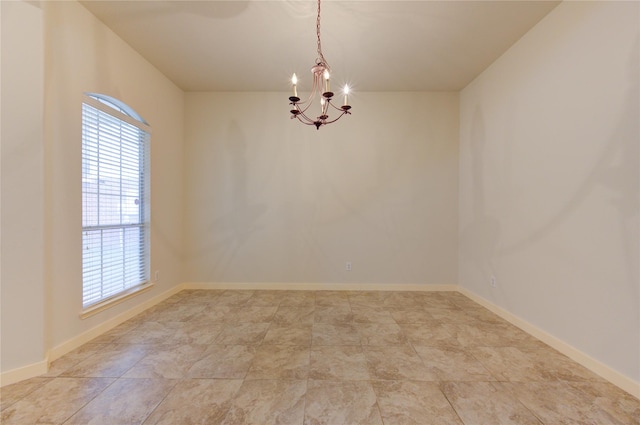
[80,93,152,318]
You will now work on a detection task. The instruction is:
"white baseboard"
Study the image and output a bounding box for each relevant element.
[0,359,49,387]
[47,284,185,363]
[182,282,458,292]
[458,287,640,399]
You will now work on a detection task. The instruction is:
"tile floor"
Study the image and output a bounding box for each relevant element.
[1,290,638,424]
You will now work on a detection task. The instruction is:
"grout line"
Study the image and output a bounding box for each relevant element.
[60,376,120,425]
[439,382,468,425]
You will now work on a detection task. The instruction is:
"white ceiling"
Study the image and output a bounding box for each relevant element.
[80,0,560,92]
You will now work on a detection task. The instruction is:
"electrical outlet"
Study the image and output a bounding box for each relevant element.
[490,275,497,288]
[154,270,160,282]
[346,262,352,271]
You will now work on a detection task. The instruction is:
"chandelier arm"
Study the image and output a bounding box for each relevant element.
[295,116,317,126]
[319,110,349,126]
[291,97,314,115]
[325,100,348,112]
[294,109,319,125]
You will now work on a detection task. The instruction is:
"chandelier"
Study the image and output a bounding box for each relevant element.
[288,0,351,129]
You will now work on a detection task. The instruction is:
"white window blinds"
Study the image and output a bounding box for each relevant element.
[82,94,150,308]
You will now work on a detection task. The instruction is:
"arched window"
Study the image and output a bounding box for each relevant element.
[81,93,151,310]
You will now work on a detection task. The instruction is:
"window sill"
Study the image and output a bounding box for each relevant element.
[80,282,155,319]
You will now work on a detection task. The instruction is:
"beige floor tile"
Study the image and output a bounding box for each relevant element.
[416,292,462,309]
[187,345,256,378]
[0,377,52,412]
[191,305,236,324]
[532,347,604,381]
[65,378,176,425]
[263,324,312,346]
[347,291,388,307]
[383,292,425,308]
[1,377,113,424]
[122,344,208,379]
[43,343,109,377]
[89,319,140,344]
[273,306,315,325]
[443,322,545,348]
[309,346,370,380]
[445,292,482,308]
[426,307,480,324]
[474,346,601,382]
[464,306,509,323]
[172,321,224,345]
[398,323,460,348]
[351,305,396,324]
[5,289,635,425]
[214,322,270,345]
[147,303,208,323]
[315,291,350,307]
[244,290,285,306]
[61,344,151,378]
[304,380,383,425]
[568,381,640,424]
[278,291,316,307]
[496,381,637,425]
[363,345,437,381]
[312,323,361,345]
[143,379,243,424]
[212,290,255,306]
[222,379,306,425]
[138,302,197,321]
[224,306,278,323]
[314,305,353,323]
[389,308,438,324]
[117,321,185,345]
[245,345,310,380]
[355,323,409,346]
[441,381,542,425]
[414,346,494,381]
[372,380,464,425]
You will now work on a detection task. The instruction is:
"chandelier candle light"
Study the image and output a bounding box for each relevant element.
[289,0,351,129]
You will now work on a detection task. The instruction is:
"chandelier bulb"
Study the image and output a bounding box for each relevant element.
[291,73,298,97]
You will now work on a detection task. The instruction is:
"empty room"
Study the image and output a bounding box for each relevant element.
[1,0,638,424]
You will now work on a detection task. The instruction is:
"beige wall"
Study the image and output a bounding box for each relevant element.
[1,0,185,376]
[459,1,639,383]
[184,92,459,286]
[1,0,46,373]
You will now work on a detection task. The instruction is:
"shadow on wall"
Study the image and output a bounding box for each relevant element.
[460,40,639,297]
[198,120,268,279]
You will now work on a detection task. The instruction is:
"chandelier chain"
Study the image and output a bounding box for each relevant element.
[316,0,328,68]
